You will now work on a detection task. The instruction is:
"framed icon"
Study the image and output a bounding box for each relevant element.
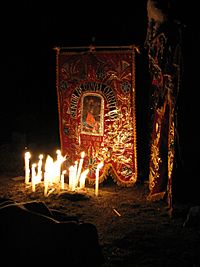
[81,93,104,136]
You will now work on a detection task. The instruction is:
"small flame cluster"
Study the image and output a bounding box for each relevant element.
[24,150,103,196]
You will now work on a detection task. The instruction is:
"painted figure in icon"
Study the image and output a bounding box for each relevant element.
[82,94,102,135]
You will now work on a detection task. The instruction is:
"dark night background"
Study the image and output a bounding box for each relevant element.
[0,1,199,202]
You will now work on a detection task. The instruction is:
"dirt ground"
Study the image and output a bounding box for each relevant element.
[0,174,200,267]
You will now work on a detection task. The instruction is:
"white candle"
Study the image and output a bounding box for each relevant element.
[76,151,85,187]
[74,160,78,188]
[55,150,61,182]
[56,149,61,159]
[95,162,104,196]
[54,150,66,183]
[24,151,31,184]
[45,155,54,185]
[31,163,37,192]
[44,172,49,196]
[79,169,89,189]
[61,170,66,189]
[37,154,43,181]
[78,135,81,146]
[69,165,76,191]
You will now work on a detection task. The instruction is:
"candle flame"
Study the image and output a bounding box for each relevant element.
[97,161,104,170]
[24,151,31,184]
[25,151,31,159]
[81,151,85,158]
[95,161,104,196]
[79,169,89,189]
[24,149,98,196]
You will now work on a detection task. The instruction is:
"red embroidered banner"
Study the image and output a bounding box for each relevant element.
[55,46,138,186]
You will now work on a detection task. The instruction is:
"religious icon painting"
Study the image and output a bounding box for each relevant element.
[55,46,138,186]
[81,93,104,136]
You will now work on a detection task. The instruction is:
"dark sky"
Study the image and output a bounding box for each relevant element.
[1,0,199,152]
[1,1,147,144]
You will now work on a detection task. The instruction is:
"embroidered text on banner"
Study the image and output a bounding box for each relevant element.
[55,46,138,186]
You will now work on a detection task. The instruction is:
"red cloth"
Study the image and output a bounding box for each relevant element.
[56,48,137,185]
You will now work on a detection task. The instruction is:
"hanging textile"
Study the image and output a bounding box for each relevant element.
[55,46,138,186]
[145,0,183,213]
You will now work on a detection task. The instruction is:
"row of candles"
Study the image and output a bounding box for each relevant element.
[24,150,104,197]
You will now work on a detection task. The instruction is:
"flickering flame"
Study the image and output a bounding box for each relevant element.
[69,164,77,191]
[61,170,66,189]
[23,149,98,196]
[80,151,85,159]
[37,154,43,181]
[25,151,31,184]
[44,155,54,185]
[76,151,85,187]
[31,163,37,192]
[79,169,89,189]
[97,161,104,170]
[95,161,104,196]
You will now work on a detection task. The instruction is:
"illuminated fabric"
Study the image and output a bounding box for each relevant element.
[145,1,183,211]
[55,47,138,186]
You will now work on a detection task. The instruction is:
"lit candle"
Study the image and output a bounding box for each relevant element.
[54,149,66,183]
[79,169,89,189]
[31,163,37,192]
[37,154,43,181]
[78,135,81,146]
[45,155,54,185]
[60,170,66,189]
[95,162,104,196]
[76,151,85,187]
[55,150,61,182]
[69,165,76,191]
[74,160,78,188]
[56,149,61,159]
[24,151,31,184]
[43,155,53,196]
[44,174,48,196]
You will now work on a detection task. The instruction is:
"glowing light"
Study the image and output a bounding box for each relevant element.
[24,151,31,184]
[44,155,54,185]
[79,169,89,189]
[37,154,43,181]
[76,151,85,187]
[23,149,103,197]
[54,150,66,183]
[31,163,37,192]
[60,170,66,189]
[69,165,76,191]
[95,161,104,196]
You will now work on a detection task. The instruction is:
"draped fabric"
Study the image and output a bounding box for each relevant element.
[145,0,183,212]
[55,46,138,186]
